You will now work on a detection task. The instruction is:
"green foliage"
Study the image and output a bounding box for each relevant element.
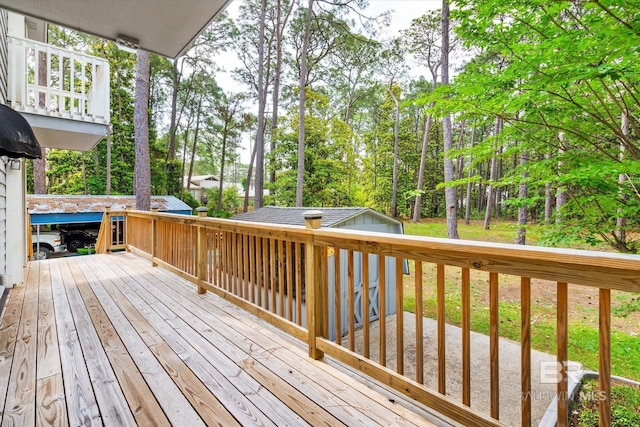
[572,378,640,427]
[181,190,200,211]
[447,0,640,252]
[270,89,358,207]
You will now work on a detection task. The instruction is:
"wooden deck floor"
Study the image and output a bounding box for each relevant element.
[0,253,448,426]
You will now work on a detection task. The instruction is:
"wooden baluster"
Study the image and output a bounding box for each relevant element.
[437,263,446,394]
[462,267,471,406]
[249,235,255,304]
[270,239,277,313]
[396,257,404,375]
[489,272,499,419]
[557,282,568,427]
[278,240,285,316]
[322,247,329,337]
[295,243,303,326]
[334,248,341,344]
[243,234,250,300]
[348,250,355,351]
[362,253,370,359]
[521,277,532,427]
[262,237,269,309]
[599,288,611,427]
[379,255,386,367]
[287,242,294,321]
[415,260,424,384]
[257,237,264,308]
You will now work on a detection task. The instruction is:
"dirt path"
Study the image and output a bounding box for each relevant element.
[351,312,559,426]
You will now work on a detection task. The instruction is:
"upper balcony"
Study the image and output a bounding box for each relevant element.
[7,36,110,151]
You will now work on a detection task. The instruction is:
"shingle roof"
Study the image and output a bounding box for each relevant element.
[27,195,191,214]
[233,206,397,228]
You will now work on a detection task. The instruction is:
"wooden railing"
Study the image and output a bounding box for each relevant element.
[96,209,640,427]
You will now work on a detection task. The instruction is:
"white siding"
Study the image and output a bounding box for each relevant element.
[0,9,7,289]
[0,9,6,104]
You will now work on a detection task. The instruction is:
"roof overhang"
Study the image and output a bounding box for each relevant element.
[0,0,233,58]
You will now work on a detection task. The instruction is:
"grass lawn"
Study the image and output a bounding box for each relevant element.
[402,219,640,381]
[570,377,640,426]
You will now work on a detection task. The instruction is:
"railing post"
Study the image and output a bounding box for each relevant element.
[304,210,324,360]
[104,206,112,254]
[151,203,159,267]
[124,205,131,251]
[196,207,208,295]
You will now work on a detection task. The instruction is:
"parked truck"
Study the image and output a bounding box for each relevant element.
[59,223,101,252]
[31,229,66,259]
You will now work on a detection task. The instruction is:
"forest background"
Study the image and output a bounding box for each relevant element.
[27,0,640,254]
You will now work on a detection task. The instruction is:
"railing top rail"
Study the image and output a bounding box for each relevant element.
[312,227,640,292]
[8,35,109,66]
[120,209,640,292]
[123,210,311,242]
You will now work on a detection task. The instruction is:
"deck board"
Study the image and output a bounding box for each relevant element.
[0,253,440,427]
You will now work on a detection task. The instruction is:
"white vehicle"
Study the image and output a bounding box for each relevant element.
[32,230,66,259]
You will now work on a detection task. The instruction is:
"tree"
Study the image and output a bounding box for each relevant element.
[441,0,459,239]
[134,49,151,211]
[403,10,444,222]
[296,0,314,207]
[451,0,640,251]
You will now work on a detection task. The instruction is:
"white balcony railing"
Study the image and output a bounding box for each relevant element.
[8,36,110,124]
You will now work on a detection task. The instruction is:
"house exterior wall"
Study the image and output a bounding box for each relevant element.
[2,11,26,289]
[0,8,8,294]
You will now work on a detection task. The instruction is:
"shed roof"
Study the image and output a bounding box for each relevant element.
[233,207,401,228]
[27,195,191,215]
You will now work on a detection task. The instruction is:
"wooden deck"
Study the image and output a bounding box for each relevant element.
[0,253,449,426]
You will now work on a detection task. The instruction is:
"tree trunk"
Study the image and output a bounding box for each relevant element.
[187,99,203,199]
[544,154,553,224]
[555,132,567,224]
[134,49,151,211]
[484,117,501,230]
[269,0,291,185]
[441,0,459,239]
[296,0,314,207]
[244,139,257,213]
[105,124,111,195]
[254,0,268,209]
[516,152,529,245]
[33,51,47,193]
[217,125,229,211]
[464,124,476,225]
[413,108,434,222]
[389,86,400,218]
[616,111,629,245]
[167,59,180,162]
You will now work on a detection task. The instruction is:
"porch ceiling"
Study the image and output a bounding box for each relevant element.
[0,0,233,58]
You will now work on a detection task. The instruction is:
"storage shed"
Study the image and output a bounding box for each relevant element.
[233,207,408,340]
[27,195,193,225]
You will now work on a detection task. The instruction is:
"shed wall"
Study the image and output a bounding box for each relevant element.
[326,213,404,341]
